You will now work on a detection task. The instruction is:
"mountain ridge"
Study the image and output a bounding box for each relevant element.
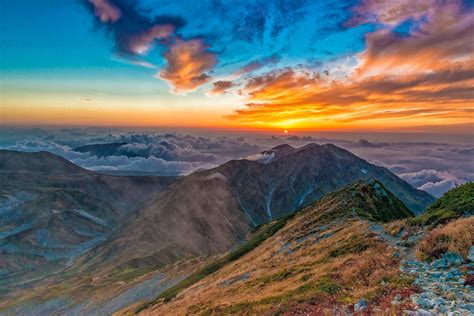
[69,143,433,278]
[130,180,417,315]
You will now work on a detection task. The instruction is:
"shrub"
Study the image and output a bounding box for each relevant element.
[416,216,474,261]
[410,182,474,227]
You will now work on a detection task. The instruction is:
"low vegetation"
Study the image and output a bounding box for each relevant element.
[416,216,474,261]
[410,182,473,227]
[135,213,295,313]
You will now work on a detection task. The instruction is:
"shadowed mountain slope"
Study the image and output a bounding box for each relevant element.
[0,150,177,290]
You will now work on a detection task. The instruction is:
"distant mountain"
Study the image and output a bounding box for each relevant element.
[0,150,177,290]
[77,143,433,276]
[73,142,128,157]
[129,180,416,315]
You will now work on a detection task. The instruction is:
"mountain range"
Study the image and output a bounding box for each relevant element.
[0,143,436,314]
[63,143,434,276]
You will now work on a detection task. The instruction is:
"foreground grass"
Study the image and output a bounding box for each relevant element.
[416,216,474,261]
[135,213,294,313]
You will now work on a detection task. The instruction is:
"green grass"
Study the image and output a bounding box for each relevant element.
[217,276,340,314]
[329,236,370,257]
[409,182,473,227]
[353,180,414,223]
[314,276,341,295]
[134,213,294,313]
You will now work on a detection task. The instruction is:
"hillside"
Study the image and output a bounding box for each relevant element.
[130,180,474,315]
[0,150,178,292]
[78,143,432,274]
[410,182,474,227]
[127,180,417,315]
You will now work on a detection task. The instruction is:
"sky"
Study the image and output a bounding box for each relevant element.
[0,0,473,132]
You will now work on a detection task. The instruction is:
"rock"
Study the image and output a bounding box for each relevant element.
[436,304,448,313]
[442,252,464,266]
[393,251,401,259]
[431,258,448,269]
[354,298,368,312]
[415,308,432,315]
[414,296,434,309]
[392,293,402,305]
[445,268,462,280]
[464,303,474,313]
[468,246,474,262]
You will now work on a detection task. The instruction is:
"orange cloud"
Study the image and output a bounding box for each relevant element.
[228,0,474,130]
[159,39,217,93]
[357,1,474,77]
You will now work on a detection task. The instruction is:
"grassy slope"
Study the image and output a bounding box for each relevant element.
[130,180,416,315]
[409,182,473,227]
[135,213,294,313]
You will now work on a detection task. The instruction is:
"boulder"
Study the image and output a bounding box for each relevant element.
[354,298,368,312]
[468,246,474,262]
[442,252,464,266]
[431,258,448,269]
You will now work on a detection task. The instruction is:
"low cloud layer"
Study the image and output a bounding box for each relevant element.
[1,128,472,196]
[1,130,260,176]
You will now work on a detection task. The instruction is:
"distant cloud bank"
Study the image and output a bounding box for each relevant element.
[1,128,471,197]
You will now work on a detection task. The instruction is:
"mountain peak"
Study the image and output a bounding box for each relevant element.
[261,144,296,159]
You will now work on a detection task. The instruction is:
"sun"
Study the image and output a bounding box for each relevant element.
[283,130,289,134]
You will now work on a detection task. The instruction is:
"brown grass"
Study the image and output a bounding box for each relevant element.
[131,220,414,316]
[416,217,474,261]
[383,220,406,237]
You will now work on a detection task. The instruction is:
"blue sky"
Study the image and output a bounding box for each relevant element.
[1,0,473,131]
[1,1,369,81]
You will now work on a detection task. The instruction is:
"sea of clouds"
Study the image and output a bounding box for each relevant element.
[1,128,472,197]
